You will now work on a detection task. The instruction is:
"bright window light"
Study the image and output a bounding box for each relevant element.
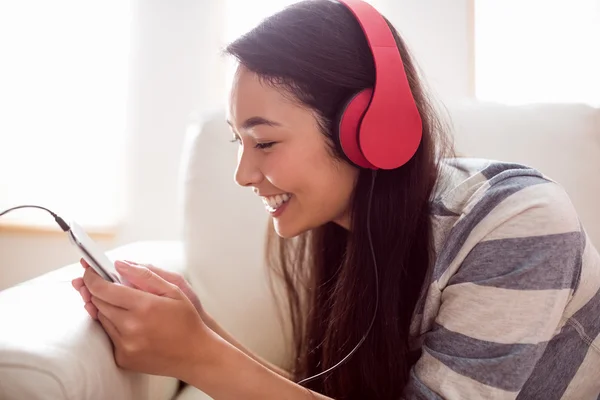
[0,1,131,231]
[474,0,600,106]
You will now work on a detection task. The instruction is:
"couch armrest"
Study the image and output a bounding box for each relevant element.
[0,240,184,400]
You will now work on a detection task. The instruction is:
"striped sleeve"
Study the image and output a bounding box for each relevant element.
[404,175,586,399]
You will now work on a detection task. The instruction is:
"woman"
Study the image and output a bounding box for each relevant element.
[72,0,600,399]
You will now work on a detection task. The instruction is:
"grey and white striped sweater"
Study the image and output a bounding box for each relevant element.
[404,158,600,399]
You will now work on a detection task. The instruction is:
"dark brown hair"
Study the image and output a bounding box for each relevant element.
[225,1,454,398]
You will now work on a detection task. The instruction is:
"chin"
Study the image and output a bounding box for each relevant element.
[272,213,330,238]
[272,219,306,239]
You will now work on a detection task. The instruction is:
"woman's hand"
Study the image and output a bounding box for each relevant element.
[72,260,206,321]
[74,260,214,381]
[72,260,332,399]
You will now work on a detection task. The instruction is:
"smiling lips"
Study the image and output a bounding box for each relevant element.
[261,193,292,213]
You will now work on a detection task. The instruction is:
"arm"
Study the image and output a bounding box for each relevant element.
[92,258,293,381]
[79,255,333,400]
[185,330,333,400]
[201,313,293,380]
[404,179,585,399]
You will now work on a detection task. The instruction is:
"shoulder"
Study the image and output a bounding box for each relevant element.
[405,158,599,399]
[433,157,581,235]
[431,157,585,287]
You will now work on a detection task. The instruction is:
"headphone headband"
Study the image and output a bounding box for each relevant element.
[335,0,422,170]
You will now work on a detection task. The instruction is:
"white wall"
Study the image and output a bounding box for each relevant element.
[0,0,471,290]
[377,0,472,101]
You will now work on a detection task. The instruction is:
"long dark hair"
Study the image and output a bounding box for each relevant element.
[225,1,454,398]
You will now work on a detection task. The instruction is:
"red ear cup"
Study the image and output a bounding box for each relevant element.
[359,83,423,170]
[337,88,377,169]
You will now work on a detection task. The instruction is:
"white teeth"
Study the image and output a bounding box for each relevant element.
[262,193,291,212]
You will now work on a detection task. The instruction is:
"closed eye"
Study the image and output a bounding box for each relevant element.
[255,142,276,150]
[229,133,276,150]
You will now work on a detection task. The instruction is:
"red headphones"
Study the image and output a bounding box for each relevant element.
[335,0,422,170]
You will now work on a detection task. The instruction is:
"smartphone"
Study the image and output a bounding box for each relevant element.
[67,220,122,283]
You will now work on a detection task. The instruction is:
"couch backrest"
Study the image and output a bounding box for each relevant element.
[179,101,600,367]
[179,108,290,368]
[447,101,600,246]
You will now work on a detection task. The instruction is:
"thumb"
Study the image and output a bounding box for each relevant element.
[115,261,179,299]
[124,260,183,287]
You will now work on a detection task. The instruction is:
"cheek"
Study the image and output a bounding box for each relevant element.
[264,143,317,184]
[261,150,304,191]
[319,164,357,207]
[264,142,356,208]
[297,150,357,209]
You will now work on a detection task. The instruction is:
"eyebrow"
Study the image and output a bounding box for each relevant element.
[226,116,281,130]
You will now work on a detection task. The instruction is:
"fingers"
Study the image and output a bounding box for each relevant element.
[72,277,84,290]
[128,261,183,285]
[120,261,204,316]
[83,265,150,310]
[85,302,99,320]
[72,277,97,318]
[97,310,120,342]
[114,261,180,299]
[79,258,90,269]
[80,285,92,303]
[91,295,127,327]
[74,259,99,319]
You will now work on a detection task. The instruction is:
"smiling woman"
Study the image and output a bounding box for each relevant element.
[69,1,600,399]
[226,65,360,238]
[220,1,600,399]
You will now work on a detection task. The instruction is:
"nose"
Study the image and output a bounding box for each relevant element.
[234,146,264,188]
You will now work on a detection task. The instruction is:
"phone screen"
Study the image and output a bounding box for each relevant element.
[68,220,121,283]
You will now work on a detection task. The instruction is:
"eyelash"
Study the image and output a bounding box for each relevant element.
[229,137,276,150]
[255,142,275,149]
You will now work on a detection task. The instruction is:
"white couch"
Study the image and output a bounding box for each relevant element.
[0,101,598,399]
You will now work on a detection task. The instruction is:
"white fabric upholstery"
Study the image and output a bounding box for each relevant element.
[0,241,184,400]
[448,101,600,247]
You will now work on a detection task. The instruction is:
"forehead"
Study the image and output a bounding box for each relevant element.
[226,66,297,126]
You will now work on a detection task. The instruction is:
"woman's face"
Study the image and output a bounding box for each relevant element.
[227,66,359,238]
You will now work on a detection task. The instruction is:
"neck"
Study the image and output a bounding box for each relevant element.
[333,211,351,231]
